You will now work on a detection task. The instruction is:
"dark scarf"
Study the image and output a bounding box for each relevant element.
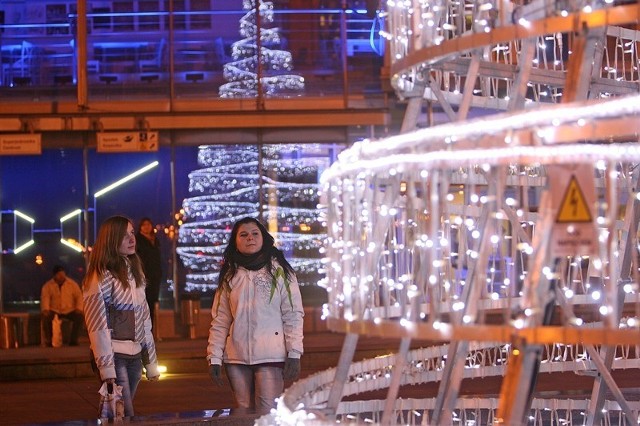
[230,246,273,271]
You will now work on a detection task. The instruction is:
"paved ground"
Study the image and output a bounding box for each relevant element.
[0,333,413,425]
[0,372,239,426]
[7,332,638,425]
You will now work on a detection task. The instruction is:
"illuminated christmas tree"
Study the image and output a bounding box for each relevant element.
[219,0,305,98]
[178,144,327,292]
[177,146,260,291]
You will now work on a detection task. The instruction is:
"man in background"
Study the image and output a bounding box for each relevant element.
[136,217,163,333]
[40,265,84,346]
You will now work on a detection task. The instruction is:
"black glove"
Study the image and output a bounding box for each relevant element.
[209,364,224,386]
[283,357,301,381]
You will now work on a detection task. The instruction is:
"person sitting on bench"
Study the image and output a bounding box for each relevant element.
[41,265,84,346]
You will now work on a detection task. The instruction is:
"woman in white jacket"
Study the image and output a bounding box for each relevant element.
[207,217,304,414]
[84,215,160,417]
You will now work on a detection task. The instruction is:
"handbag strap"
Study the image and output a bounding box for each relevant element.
[106,277,116,329]
[110,275,115,307]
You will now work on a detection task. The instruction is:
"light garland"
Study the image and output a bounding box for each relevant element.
[303,93,640,423]
[264,339,640,425]
[321,93,640,179]
[262,1,640,424]
[178,144,333,292]
[387,1,639,109]
[218,0,305,98]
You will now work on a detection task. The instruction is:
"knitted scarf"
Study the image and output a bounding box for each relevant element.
[229,248,272,272]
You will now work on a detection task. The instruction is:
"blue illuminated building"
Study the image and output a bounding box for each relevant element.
[0,0,390,311]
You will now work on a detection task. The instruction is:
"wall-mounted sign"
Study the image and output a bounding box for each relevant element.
[96,132,159,153]
[0,134,42,155]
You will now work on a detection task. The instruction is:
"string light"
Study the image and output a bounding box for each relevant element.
[298,94,640,424]
[219,0,305,98]
[263,1,640,423]
[387,0,635,107]
[178,144,332,292]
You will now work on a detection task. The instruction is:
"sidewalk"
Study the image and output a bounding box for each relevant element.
[0,337,208,381]
[5,331,634,425]
[0,332,411,425]
[0,331,406,380]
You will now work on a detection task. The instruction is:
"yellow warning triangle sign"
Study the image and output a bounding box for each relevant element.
[556,175,593,223]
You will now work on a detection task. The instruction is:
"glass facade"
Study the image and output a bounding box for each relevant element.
[0,0,385,311]
[1,146,188,308]
[0,0,385,101]
[1,141,346,310]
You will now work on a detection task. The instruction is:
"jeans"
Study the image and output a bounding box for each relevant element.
[225,364,284,414]
[114,352,143,417]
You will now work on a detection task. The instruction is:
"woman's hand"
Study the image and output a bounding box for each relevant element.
[283,357,301,381]
[148,375,160,382]
[209,364,224,386]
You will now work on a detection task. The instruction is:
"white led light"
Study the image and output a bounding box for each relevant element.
[60,209,83,223]
[14,210,35,224]
[60,239,83,253]
[95,161,159,198]
[13,240,34,254]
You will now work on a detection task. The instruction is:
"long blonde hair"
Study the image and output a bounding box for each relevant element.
[84,215,145,289]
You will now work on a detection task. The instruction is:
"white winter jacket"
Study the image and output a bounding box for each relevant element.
[84,269,159,381]
[207,263,304,366]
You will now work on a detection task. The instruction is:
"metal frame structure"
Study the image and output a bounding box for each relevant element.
[260,1,640,425]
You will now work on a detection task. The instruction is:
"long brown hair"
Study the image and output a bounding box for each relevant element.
[218,217,294,293]
[84,215,145,289]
